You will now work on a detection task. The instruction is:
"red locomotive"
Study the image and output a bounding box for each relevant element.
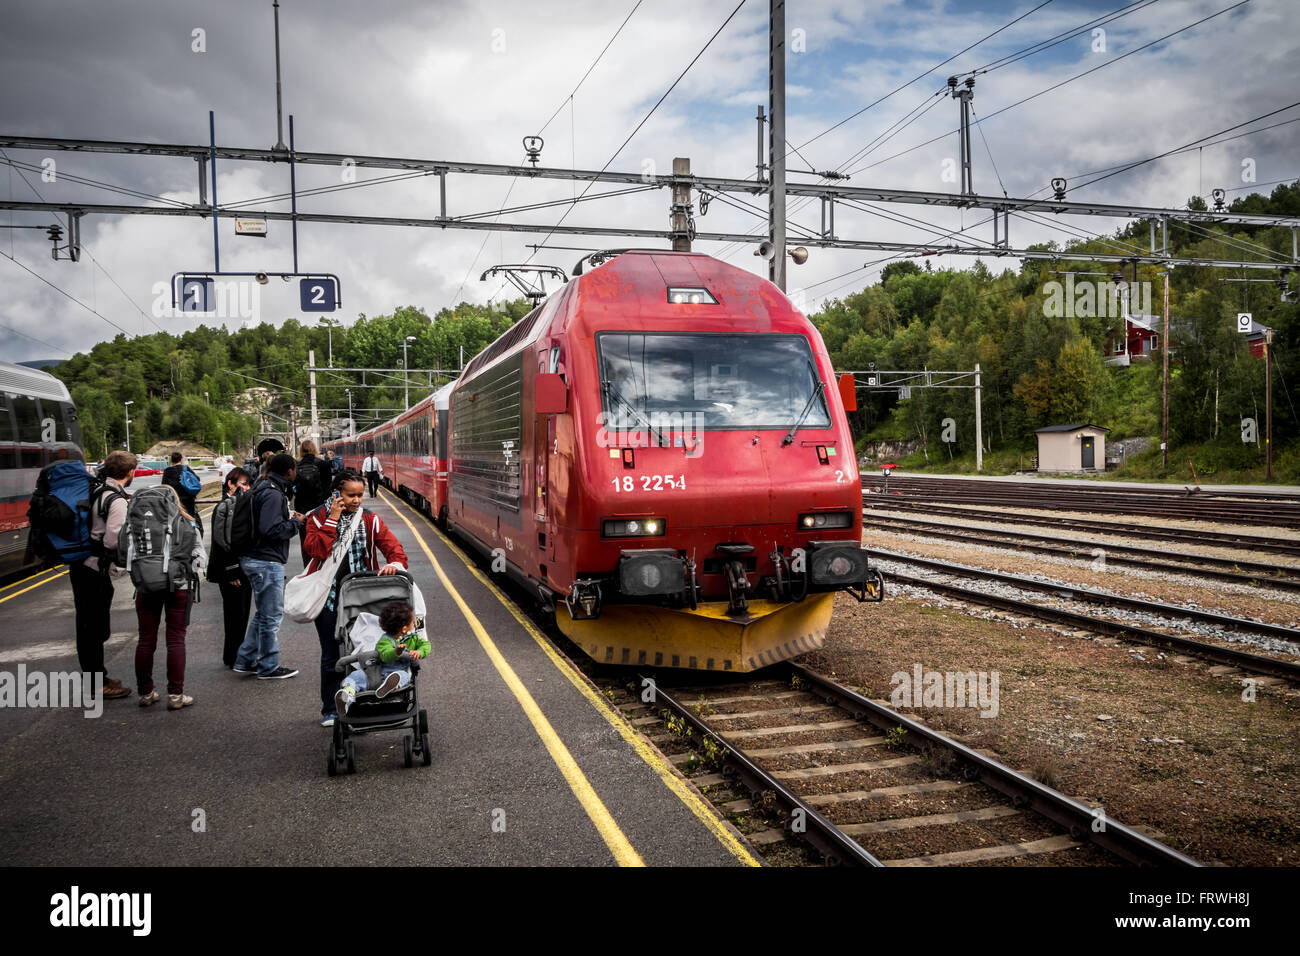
[330,250,882,671]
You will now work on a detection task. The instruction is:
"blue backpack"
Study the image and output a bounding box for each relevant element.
[179,467,202,496]
[27,460,126,565]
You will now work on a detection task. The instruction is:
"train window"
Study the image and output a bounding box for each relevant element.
[596,332,831,432]
[0,394,14,469]
[11,394,42,443]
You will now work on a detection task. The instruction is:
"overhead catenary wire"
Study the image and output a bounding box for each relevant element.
[848,0,1253,177]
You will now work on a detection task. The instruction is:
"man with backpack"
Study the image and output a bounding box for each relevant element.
[56,450,137,699]
[162,452,204,538]
[294,440,330,561]
[232,453,303,680]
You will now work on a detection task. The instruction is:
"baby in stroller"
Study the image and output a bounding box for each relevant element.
[335,600,429,713]
[327,571,431,775]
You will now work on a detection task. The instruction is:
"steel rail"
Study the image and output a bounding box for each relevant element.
[785,664,1201,867]
[882,570,1300,682]
[642,675,883,867]
[873,549,1300,643]
[862,514,1300,590]
[863,498,1300,555]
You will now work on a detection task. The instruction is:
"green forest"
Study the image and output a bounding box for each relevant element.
[48,181,1299,483]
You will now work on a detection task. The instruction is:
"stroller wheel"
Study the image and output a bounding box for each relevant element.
[327,748,338,777]
[420,731,432,766]
[403,735,414,768]
[345,739,357,774]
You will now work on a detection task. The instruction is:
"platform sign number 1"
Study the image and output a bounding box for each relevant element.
[1237,312,1253,333]
[300,277,339,312]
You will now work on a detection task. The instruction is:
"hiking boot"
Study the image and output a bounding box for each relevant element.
[375,672,403,699]
[138,690,161,707]
[168,693,194,710]
[257,666,299,680]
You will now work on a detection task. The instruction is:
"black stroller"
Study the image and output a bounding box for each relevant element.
[327,571,431,776]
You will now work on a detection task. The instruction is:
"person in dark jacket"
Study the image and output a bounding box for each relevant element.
[232,453,302,680]
[294,440,331,561]
[207,467,253,668]
[161,452,204,539]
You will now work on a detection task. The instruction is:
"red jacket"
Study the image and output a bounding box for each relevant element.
[302,505,409,576]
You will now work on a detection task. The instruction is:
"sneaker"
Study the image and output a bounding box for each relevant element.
[138,690,161,708]
[375,672,403,699]
[334,689,351,715]
[320,713,335,727]
[232,664,258,676]
[257,666,299,680]
[167,693,194,710]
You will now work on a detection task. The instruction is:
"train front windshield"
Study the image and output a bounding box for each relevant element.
[596,332,830,431]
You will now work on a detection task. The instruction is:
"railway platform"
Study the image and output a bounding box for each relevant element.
[0,492,758,867]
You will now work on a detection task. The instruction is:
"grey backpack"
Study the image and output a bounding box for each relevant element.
[211,492,239,552]
[118,487,197,594]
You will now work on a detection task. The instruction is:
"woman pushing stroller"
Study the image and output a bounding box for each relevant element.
[302,469,409,726]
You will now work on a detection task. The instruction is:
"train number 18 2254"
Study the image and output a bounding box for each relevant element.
[611,474,686,492]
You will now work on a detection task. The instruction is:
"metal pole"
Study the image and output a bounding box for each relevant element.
[974,363,983,472]
[1266,328,1274,479]
[209,111,219,273]
[1162,270,1170,470]
[308,348,319,445]
[289,114,298,273]
[671,157,692,252]
[272,0,287,151]
[768,0,786,291]
[124,400,133,453]
[346,388,353,437]
[402,339,410,409]
[755,105,766,183]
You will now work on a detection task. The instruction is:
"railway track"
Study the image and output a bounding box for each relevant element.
[619,663,1199,867]
[863,498,1300,556]
[860,475,1300,528]
[862,512,1300,592]
[872,550,1300,682]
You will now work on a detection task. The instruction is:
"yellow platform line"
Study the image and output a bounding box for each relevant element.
[382,495,645,867]
[0,566,68,605]
[381,490,761,868]
[0,564,64,594]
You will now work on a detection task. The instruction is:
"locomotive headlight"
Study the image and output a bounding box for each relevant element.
[798,512,851,530]
[603,517,667,538]
[666,286,718,305]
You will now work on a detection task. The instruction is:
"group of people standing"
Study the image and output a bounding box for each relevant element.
[67,441,408,728]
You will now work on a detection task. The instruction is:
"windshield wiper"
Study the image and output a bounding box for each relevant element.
[601,380,671,447]
[781,363,827,446]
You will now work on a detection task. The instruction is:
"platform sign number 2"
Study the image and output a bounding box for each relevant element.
[300,277,339,312]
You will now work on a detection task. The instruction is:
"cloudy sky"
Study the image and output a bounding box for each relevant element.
[1,0,1297,362]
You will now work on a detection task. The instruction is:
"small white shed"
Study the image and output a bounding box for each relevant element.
[1035,424,1109,472]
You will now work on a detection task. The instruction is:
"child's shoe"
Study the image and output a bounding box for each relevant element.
[334,688,353,715]
[375,672,402,699]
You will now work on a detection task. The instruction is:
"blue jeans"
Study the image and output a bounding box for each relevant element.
[235,557,284,675]
[337,663,410,713]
